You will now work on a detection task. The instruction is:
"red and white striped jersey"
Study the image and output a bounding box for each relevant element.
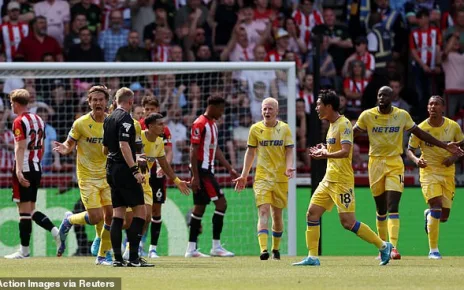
[343,78,370,107]
[1,22,29,62]
[0,130,15,171]
[409,27,442,69]
[299,90,314,114]
[190,115,218,173]
[13,112,45,172]
[292,9,323,49]
[441,12,454,31]
[355,52,375,72]
[265,50,283,62]
[153,44,170,62]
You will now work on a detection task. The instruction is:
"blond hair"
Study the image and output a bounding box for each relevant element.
[262,97,279,108]
[115,87,134,104]
[10,89,30,106]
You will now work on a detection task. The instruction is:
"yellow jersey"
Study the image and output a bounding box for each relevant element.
[68,113,107,180]
[409,117,464,177]
[356,106,416,156]
[141,130,165,171]
[247,120,294,183]
[134,118,142,145]
[325,116,354,184]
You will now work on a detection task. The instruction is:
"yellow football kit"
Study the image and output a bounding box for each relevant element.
[69,113,111,209]
[248,120,294,208]
[356,107,416,196]
[409,118,464,208]
[141,130,165,206]
[311,116,355,213]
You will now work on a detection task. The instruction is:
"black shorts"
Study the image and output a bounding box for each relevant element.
[150,176,166,204]
[107,162,144,208]
[193,169,224,205]
[12,170,41,203]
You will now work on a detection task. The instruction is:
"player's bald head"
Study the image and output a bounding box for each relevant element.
[262,97,279,109]
[378,86,393,96]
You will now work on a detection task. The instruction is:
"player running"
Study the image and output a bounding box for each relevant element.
[406,96,464,259]
[234,97,295,260]
[53,85,113,265]
[353,86,462,259]
[293,90,393,266]
[5,89,61,259]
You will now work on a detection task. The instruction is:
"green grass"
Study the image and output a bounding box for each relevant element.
[1,257,464,290]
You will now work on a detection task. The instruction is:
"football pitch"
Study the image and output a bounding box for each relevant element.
[1,256,464,290]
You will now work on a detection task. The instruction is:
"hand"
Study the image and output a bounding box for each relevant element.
[194,8,202,20]
[134,172,145,184]
[178,84,186,94]
[176,179,191,195]
[233,175,247,192]
[237,11,245,23]
[422,65,432,73]
[446,142,464,156]
[416,157,428,168]
[157,9,167,21]
[53,141,69,155]
[433,67,441,74]
[16,171,30,187]
[309,147,327,160]
[137,155,148,174]
[53,161,62,171]
[442,156,458,167]
[190,176,201,192]
[285,168,296,179]
[229,168,240,180]
[156,167,165,177]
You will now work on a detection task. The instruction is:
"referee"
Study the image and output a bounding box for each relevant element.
[103,87,153,267]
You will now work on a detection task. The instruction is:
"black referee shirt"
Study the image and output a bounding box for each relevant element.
[103,107,137,164]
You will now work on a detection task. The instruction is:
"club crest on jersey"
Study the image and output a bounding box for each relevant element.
[14,129,21,136]
[193,128,200,136]
[89,124,93,129]
[122,123,132,132]
[327,138,336,144]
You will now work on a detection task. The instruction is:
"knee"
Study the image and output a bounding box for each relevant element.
[340,218,354,231]
[88,212,103,225]
[215,198,227,212]
[306,210,318,222]
[387,202,399,213]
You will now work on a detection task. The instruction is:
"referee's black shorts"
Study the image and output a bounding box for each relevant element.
[107,162,144,208]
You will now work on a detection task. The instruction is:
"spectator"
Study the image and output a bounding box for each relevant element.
[169,44,183,61]
[367,12,393,73]
[26,84,54,115]
[441,0,464,32]
[254,0,274,26]
[410,8,442,119]
[389,77,411,112]
[442,32,464,117]
[182,83,202,125]
[0,105,14,172]
[132,104,144,121]
[266,28,290,62]
[1,0,34,24]
[36,106,61,172]
[338,93,359,122]
[49,80,75,140]
[292,0,324,50]
[233,109,252,165]
[152,25,171,62]
[67,26,104,62]
[343,36,375,78]
[405,0,441,27]
[34,0,70,46]
[239,44,278,121]
[211,0,238,51]
[239,5,266,46]
[296,98,311,169]
[143,4,169,50]
[284,17,308,56]
[444,8,464,50]
[16,16,63,61]
[98,10,129,62]
[63,13,87,55]
[220,19,266,62]
[184,9,211,61]
[305,36,336,89]
[101,0,130,31]
[115,31,150,61]
[0,1,29,62]
[166,104,188,165]
[299,74,314,114]
[216,113,236,168]
[156,74,186,111]
[174,0,209,40]
[130,0,155,46]
[71,0,101,35]
[343,60,369,114]
[312,7,353,74]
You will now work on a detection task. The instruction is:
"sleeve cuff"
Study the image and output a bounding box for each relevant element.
[406,124,417,132]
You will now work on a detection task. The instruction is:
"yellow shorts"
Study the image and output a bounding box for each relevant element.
[421,175,455,209]
[311,179,355,213]
[368,156,404,197]
[78,178,112,210]
[142,181,153,206]
[253,180,288,209]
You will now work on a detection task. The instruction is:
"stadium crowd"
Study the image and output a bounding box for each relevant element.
[0,0,462,175]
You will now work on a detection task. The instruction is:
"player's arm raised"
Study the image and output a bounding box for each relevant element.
[215,147,239,179]
[156,155,190,195]
[410,126,464,155]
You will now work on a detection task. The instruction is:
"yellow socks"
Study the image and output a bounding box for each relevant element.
[271,231,282,251]
[388,213,400,248]
[257,229,268,252]
[98,223,112,257]
[428,209,441,251]
[306,220,320,256]
[69,212,90,225]
[376,213,388,241]
[350,221,384,249]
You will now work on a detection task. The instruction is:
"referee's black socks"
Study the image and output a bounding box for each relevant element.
[128,217,145,261]
[110,217,124,261]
